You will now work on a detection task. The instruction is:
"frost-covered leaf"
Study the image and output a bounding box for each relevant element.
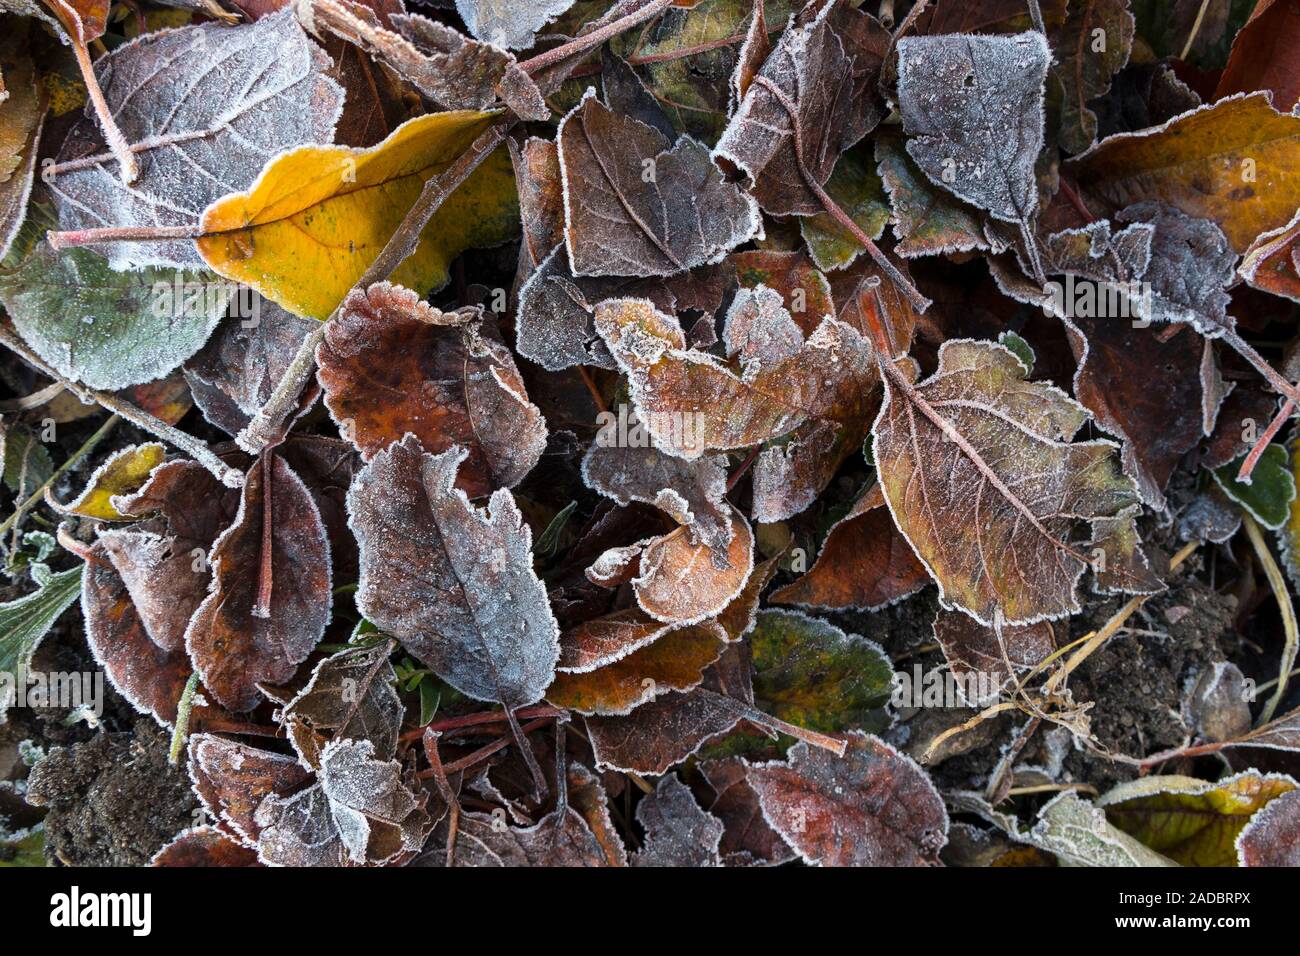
[799,143,890,272]
[558,89,761,278]
[277,641,401,769]
[46,442,164,521]
[184,301,316,437]
[198,109,518,319]
[714,0,889,216]
[0,565,81,721]
[0,244,230,390]
[1237,789,1300,866]
[699,756,794,866]
[185,453,333,712]
[770,483,929,610]
[310,0,547,118]
[1098,771,1298,867]
[631,774,723,867]
[455,0,576,50]
[932,609,1055,704]
[595,298,877,460]
[189,733,312,845]
[581,432,732,552]
[1239,208,1300,303]
[748,609,892,734]
[874,130,989,258]
[1214,443,1296,531]
[81,540,213,726]
[348,435,559,710]
[256,738,431,866]
[631,510,754,624]
[1028,791,1177,867]
[48,9,344,270]
[873,338,1137,626]
[318,282,545,496]
[96,460,241,653]
[546,620,726,716]
[151,827,260,867]
[896,32,1050,225]
[746,731,949,866]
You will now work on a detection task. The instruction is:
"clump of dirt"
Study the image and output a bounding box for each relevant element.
[24,719,197,866]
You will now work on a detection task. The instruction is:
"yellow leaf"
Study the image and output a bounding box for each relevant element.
[197,110,519,319]
[1098,771,1297,867]
[1069,93,1300,253]
[46,442,165,521]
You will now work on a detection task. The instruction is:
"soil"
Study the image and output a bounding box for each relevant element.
[24,717,196,866]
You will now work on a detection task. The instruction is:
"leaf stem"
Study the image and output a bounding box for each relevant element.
[68,37,139,185]
[0,413,119,540]
[47,224,200,250]
[516,0,675,77]
[1222,329,1300,406]
[1237,398,1294,483]
[0,325,243,487]
[1243,512,1298,724]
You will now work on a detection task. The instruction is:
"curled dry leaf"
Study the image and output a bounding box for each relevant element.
[1237,789,1300,867]
[633,509,754,624]
[185,453,333,712]
[873,338,1137,626]
[558,89,761,278]
[189,733,313,845]
[256,738,432,867]
[318,282,546,496]
[595,297,877,461]
[151,827,260,867]
[714,0,889,216]
[746,731,949,867]
[47,442,164,521]
[348,435,560,710]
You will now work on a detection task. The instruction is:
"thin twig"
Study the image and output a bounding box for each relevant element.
[1243,512,1298,724]
[1237,399,1295,483]
[169,672,201,766]
[516,0,675,76]
[0,325,242,487]
[1180,0,1213,61]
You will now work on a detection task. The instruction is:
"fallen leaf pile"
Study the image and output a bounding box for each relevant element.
[2,0,1300,870]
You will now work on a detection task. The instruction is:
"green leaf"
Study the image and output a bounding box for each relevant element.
[0,565,83,718]
[1213,444,1297,530]
[0,243,230,390]
[749,609,893,734]
[998,330,1035,374]
[2,427,52,498]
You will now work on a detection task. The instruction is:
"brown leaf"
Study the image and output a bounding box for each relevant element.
[151,827,261,867]
[770,484,929,611]
[874,339,1137,626]
[1214,0,1300,113]
[188,733,312,845]
[1237,789,1300,866]
[932,609,1055,703]
[700,757,794,866]
[348,435,560,710]
[633,510,754,624]
[255,739,432,866]
[318,282,547,496]
[596,297,877,461]
[186,453,333,712]
[714,0,889,216]
[558,89,761,277]
[96,461,242,653]
[546,621,726,716]
[746,731,949,866]
[184,300,317,437]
